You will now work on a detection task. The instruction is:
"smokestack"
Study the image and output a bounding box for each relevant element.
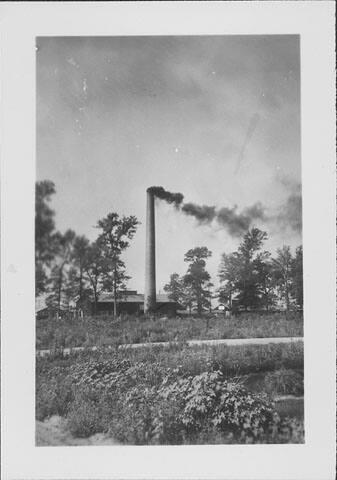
[144,188,156,313]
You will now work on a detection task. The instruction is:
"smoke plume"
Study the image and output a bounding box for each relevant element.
[147,186,184,208]
[272,176,302,233]
[182,203,216,224]
[148,184,301,238]
[275,189,302,233]
[217,203,266,237]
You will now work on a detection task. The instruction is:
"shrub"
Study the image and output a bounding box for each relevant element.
[66,386,110,437]
[36,343,304,444]
[264,369,304,396]
[36,370,74,420]
[151,371,277,444]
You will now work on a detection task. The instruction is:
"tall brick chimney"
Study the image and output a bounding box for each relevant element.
[144,188,156,313]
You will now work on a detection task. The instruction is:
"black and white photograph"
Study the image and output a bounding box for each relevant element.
[35,35,304,446]
[1,2,335,480]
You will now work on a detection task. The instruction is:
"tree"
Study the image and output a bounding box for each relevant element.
[46,229,76,313]
[183,247,212,315]
[35,180,57,296]
[96,213,139,317]
[236,228,268,310]
[291,245,303,309]
[219,228,269,311]
[254,252,277,311]
[72,235,90,308]
[164,273,185,304]
[83,240,106,314]
[218,252,241,309]
[181,280,194,314]
[272,246,293,311]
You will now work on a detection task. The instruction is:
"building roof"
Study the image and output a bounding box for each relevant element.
[97,292,175,304]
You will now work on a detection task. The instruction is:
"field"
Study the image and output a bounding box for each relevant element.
[36,312,303,350]
[36,331,304,445]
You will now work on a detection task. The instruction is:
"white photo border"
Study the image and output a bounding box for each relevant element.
[1,2,336,479]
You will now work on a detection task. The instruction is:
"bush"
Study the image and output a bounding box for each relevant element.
[36,368,74,420]
[264,369,304,396]
[151,371,277,444]
[66,386,111,437]
[55,359,297,444]
[36,343,304,444]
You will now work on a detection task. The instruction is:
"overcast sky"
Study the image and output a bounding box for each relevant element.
[37,35,302,293]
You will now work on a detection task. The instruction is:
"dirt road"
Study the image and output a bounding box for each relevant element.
[37,336,303,357]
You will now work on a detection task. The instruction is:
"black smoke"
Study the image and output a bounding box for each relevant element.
[182,203,266,237]
[275,190,302,233]
[217,203,266,237]
[182,203,216,224]
[147,184,301,238]
[147,186,184,208]
[273,176,302,233]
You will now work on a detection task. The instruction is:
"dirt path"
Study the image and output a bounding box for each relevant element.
[37,336,303,357]
[36,415,119,446]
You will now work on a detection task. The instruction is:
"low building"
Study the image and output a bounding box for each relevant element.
[93,290,179,316]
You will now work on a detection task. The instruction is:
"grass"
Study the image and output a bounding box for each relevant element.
[36,311,303,350]
[36,341,304,444]
[36,340,304,379]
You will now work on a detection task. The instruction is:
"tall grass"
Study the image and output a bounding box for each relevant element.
[36,341,304,386]
[36,312,303,350]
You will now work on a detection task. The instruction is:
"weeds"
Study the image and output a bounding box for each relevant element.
[36,312,303,350]
[36,341,304,444]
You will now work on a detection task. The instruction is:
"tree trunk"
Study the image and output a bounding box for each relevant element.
[285,279,290,311]
[113,266,117,318]
[57,267,63,313]
[93,288,98,315]
[79,264,83,306]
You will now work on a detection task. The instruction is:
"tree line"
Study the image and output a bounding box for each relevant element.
[164,228,303,314]
[37,180,303,317]
[36,180,139,315]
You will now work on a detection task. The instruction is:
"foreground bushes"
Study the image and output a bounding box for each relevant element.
[65,365,301,444]
[36,346,304,444]
[37,340,304,378]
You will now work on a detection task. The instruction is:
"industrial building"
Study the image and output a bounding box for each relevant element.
[92,290,179,316]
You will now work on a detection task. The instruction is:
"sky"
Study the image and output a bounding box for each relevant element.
[37,35,302,293]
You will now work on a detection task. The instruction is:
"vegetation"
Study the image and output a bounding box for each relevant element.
[35,181,304,445]
[218,228,303,312]
[95,213,140,316]
[35,181,140,317]
[36,342,304,444]
[36,311,303,350]
[36,180,303,318]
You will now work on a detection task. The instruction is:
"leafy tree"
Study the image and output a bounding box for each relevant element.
[35,180,57,296]
[218,252,241,308]
[72,235,90,308]
[254,252,278,311]
[236,228,268,310]
[291,245,303,309]
[181,280,194,314]
[164,273,185,304]
[219,228,268,311]
[96,213,139,316]
[272,246,294,311]
[183,247,212,315]
[46,229,76,313]
[83,240,106,314]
